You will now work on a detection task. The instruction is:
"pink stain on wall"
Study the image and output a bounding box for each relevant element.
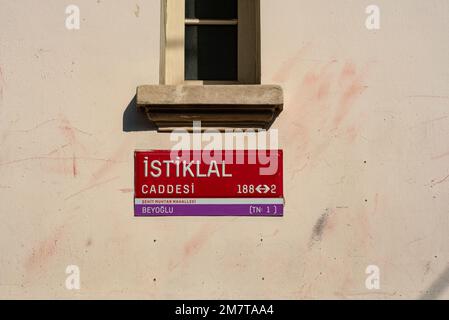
[271,44,311,83]
[59,117,78,146]
[333,63,367,127]
[316,79,331,101]
[40,156,75,177]
[169,223,219,271]
[339,62,357,81]
[432,150,449,160]
[344,125,360,143]
[25,116,90,177]
[90,137,131,184]
[284,59,368,168]
[25,227,64,272]
[183,224,216,258]
[72,154,77,177]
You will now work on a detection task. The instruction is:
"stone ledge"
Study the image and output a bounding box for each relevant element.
[136,85,283,131]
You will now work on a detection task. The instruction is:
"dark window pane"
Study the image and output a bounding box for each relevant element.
[186,0,238,19]
[185,25,238,81]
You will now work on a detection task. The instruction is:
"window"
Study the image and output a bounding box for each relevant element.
[160,0,261,85]
[185,0,238,81]
[138,0,282,132]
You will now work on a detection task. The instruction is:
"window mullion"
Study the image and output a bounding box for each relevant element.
[185,19,238,26]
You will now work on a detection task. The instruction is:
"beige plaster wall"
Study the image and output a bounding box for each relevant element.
[0,0,448,299]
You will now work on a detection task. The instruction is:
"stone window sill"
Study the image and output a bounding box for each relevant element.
[136,85,283,132]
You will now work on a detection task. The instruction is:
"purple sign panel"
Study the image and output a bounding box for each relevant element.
[135,199,284,217]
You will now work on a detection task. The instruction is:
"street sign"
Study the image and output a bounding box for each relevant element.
[134,150,284,217]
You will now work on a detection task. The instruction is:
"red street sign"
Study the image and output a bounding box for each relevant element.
[134,150,284,217]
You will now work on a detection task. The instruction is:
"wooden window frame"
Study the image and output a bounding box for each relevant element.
[159,0,261,85]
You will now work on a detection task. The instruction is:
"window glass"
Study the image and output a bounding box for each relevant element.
[185,25,238,81]
[185,0,238,20]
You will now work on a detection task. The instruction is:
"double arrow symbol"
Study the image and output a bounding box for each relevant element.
[256,185,270,194]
